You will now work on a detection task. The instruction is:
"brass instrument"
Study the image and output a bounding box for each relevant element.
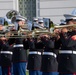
[0,29,33,38]
[54,24,76,28]
[54,24,76,31]
[1,10,76,38]
[6,10,20,20]
[0,24,76,38]
[34,24,76,37]
[0,29,50,38]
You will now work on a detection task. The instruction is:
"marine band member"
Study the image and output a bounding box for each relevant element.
[55,13,76,75]
[40,33,59,75]
[12,15,27,75]
[0,33,13,75]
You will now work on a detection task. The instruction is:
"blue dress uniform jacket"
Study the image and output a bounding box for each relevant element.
[0,40,13,67]
[12,38,27,62]
[55,31,76,73]
[0,38,14,75]
[0,40,3,66]
[12,37,27,75]
[25,38,44,70]
[41,38,58,72]
[0,40,3,75]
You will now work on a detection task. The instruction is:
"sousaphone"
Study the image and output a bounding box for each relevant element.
[6,10,20,23]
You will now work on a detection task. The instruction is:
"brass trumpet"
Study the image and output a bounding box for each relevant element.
[0,29,51,38]
[54,24,76,28]
[0,24,76,38]
[54,24,76,32]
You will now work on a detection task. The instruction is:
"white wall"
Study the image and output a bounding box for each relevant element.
[0,0,19,17]
[39,0,76,24]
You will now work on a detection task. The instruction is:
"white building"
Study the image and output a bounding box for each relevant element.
[39,0,76,24]
[0,0,19,17]
[0,0,76,24]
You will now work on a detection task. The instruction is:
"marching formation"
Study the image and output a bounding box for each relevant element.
[0,9,76,75]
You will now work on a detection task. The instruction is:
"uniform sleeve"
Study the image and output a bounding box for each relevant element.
[42,38,55,49]
[2,44,9,50]
[35,41,44,49]
[0,40,3,50]
[8,38,15,45]
[67,31,76,47]
[60,32,76,47]
[54,38,61,49]
[66,38,76,47]
[23,39,29,50]
[45,40,54,49]
[28,39,35,49]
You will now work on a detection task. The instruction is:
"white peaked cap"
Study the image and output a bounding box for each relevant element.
[64,14,76,20]
[34,23,44,29]
[64,8,76,20]
[33,17,38,21]
[60,19,66,24]
[38,19,44,23]
[16,15,27,21]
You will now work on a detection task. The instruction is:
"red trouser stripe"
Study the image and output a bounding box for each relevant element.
[8,66,11,75]
[73,74,76,75]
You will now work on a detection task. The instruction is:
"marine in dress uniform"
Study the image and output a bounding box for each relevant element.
[0,34,13,75]
[33,17,38,24]
[27,20,32,31]
[12,37,27,75]
[38,18,44,28]
[26,38,43,75]
[32,17,38,30]
[40,34,59,75]
[13,15,26,31]
[0,24,4,75]
[60,19,66,25]
[12,15,27,75]
[32,19,45,30]
[55,13,76,75]
[0,43,2,75]
[24,24,44,75]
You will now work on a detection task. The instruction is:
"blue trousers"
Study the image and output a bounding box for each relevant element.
[29,70,42,75]
[0,66,2,75]
[13,62,26,75]
[42,72,59,75]
[2,66,12,75]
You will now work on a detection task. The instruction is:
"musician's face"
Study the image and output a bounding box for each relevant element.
[0,36,7,42]
[61,28,68,33]
[67,21,74,25]
[73,20,76,24]
[18,20,25,26]
[54,29,61,34]
[0,25,3,30]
